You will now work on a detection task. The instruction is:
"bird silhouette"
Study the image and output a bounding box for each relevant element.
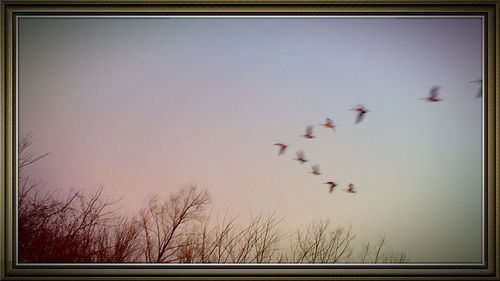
[273,143,288,155]
[309,165,321,175]
[344,183,357,194]
[294,150,308,164]
[350,104,369,124]
[324,181,338,193]
[319,118,336,131]
[420,86,442,102]
[300,125,315,139]
[470,79,482,98]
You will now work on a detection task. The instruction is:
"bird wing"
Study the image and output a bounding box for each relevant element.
[355,112,364,124]
[430,86,440,98]
[470,79,482,84]
[476,87,482,98]
[296,150,304,158]
[278,146,286,155]
[306,125,314,134]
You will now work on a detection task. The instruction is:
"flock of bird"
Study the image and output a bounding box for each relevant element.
[273,79,483,195]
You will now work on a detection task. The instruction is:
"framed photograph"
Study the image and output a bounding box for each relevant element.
[1,0,498,280]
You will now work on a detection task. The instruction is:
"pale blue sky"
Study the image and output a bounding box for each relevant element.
[19,17,483,262]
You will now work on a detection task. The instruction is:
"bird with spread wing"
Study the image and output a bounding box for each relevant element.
[350,104,369,124]
[319,118,336,131]
[273,143,288,155]
[420,86,442,102]
[309,165,321,175]
[324,181,338,193]
[294,150,308,164]
[344,183,357,194]
[300,125,315,139]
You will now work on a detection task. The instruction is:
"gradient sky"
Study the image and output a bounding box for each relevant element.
[18,17,483,263]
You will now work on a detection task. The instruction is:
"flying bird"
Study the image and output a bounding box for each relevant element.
[309,165,321,175]
[294,150,308,164]
[324,181,338,193]
[350,104,369,124]
[319,118,336,131]
[273,143,288,155]
[420,86,442,102]
[300,125,315,139]
[345,183,357,194]
[470,79,482,98]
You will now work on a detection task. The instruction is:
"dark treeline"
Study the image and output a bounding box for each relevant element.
[18,134,408,263]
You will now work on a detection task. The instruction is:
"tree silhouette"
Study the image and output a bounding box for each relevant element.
[136,187,210,263]
[18,134,139,262]
[358,236,408,263]
[17,134,409,263]
[288,219,355,263]
[175,210,284,263]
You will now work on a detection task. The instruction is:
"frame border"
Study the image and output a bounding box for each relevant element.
[1,1,498,280]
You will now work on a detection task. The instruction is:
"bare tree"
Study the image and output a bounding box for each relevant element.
[289,219,355,263]
[357,236,409,263]
[228,211,283,263]
[175,210,284,263]
[18,134,140,263]
[136,186,210,263]
[175,210,236,263]
[93,217,142,262]
[18,134,410,264]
